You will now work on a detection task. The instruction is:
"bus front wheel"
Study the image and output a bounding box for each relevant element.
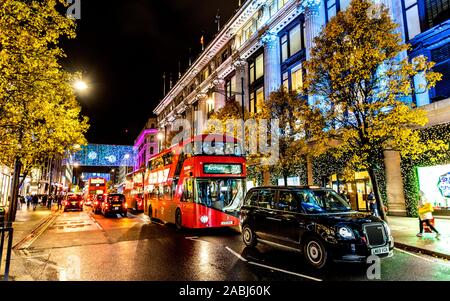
[175,209,182,230]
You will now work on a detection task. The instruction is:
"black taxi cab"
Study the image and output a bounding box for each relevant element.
[240,186,394,269]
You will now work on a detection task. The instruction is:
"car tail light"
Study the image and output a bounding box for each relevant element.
[94,201,98,205]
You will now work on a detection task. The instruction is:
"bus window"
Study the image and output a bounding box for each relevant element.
[182,178,194,203]
[164,185,171,199]
[196,179,244,212]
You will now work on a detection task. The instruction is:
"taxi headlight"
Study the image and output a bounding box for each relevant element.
[338,226,355,239]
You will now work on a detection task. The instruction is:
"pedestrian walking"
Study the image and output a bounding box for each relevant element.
[26,194,32,209]
[417,191,440,238]
[32,194,39,211]
[47,195,52,209]
[57,194,63,211]
[368,191,379,217]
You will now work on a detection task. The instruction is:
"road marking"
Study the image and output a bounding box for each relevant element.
[248,261,322,281]
[394,248,450,267]
[88,214,103,230]
[185,236,211,244]
[225,246,248,262]
[224,246,321,281]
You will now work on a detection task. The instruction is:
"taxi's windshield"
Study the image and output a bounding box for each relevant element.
[295,190,352,213]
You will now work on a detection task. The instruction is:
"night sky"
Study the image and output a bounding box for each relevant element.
[62,0,240,146]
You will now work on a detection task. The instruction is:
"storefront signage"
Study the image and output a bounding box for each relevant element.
[418,164,450,209]
[203,164,242,175]
[438,172,450,198]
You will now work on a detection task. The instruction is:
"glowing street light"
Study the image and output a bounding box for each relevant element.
[74,80,88,91]
[157,133,164,141]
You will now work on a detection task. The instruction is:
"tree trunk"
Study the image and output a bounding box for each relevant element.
[7,157,22,223]
[368,167,387,221]
[18,170,29,188]
[283,173,288,187]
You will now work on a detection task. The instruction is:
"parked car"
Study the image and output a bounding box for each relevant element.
[102,194,127,217]
[92,194,107,214]
[64,194,84,212]
[240,186,394,269]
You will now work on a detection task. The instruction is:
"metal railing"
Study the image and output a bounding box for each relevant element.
[0,220,14,281]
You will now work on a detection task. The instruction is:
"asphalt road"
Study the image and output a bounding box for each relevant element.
[14,208,450,281]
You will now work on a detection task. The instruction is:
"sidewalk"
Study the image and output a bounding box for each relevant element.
[1,205,57,280]
[388,216,450,259]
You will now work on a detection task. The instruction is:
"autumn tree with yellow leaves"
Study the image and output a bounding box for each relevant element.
[0,0,89,221]
[304,0,446,219]
[261,88,326,186]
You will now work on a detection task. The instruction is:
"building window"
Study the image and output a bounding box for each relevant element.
[326,0,351,22]
[150,135,155,143]
[225,75,236,100]
[403,0,422,40]
[249,52,264,85]
[430,42,450,101]
[403,0,450,41]
[249,86,264,114]
[150,147,154,155]
[282,64,304,93]
[280,23,303,62]
[291,64,303,92]
[425,0,450,28]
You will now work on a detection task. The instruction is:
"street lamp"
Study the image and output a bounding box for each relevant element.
[74,80,88,91]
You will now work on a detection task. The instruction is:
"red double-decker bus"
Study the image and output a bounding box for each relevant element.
[144,134,246,229]
[85,177,107,205]
[124,168,145,212]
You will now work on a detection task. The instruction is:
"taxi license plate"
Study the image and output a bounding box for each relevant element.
[221,221,233,225]
[71,202,77,205]
[371,246,389,256]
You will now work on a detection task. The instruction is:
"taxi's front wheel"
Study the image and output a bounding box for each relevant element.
[242,224,257,247]
[303,236,328,269]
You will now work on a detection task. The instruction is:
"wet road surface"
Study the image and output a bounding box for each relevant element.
[14,208,450,281]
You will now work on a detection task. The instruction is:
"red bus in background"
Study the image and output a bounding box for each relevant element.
[124,168,145,212]
[85,178,107,205]
[144,134,246,229]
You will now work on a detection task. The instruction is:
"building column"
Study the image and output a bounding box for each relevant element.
[195,94,208,135]
[302,0,325,60]
[261,32,281,100]
[302,1,325,105]
[383,150,407,216]
[213,78,226,110]
[233,59,249,112]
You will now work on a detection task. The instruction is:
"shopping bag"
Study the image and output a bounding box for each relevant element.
[418,203,434,215]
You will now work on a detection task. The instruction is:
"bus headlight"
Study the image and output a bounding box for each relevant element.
[200,215,209,224]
